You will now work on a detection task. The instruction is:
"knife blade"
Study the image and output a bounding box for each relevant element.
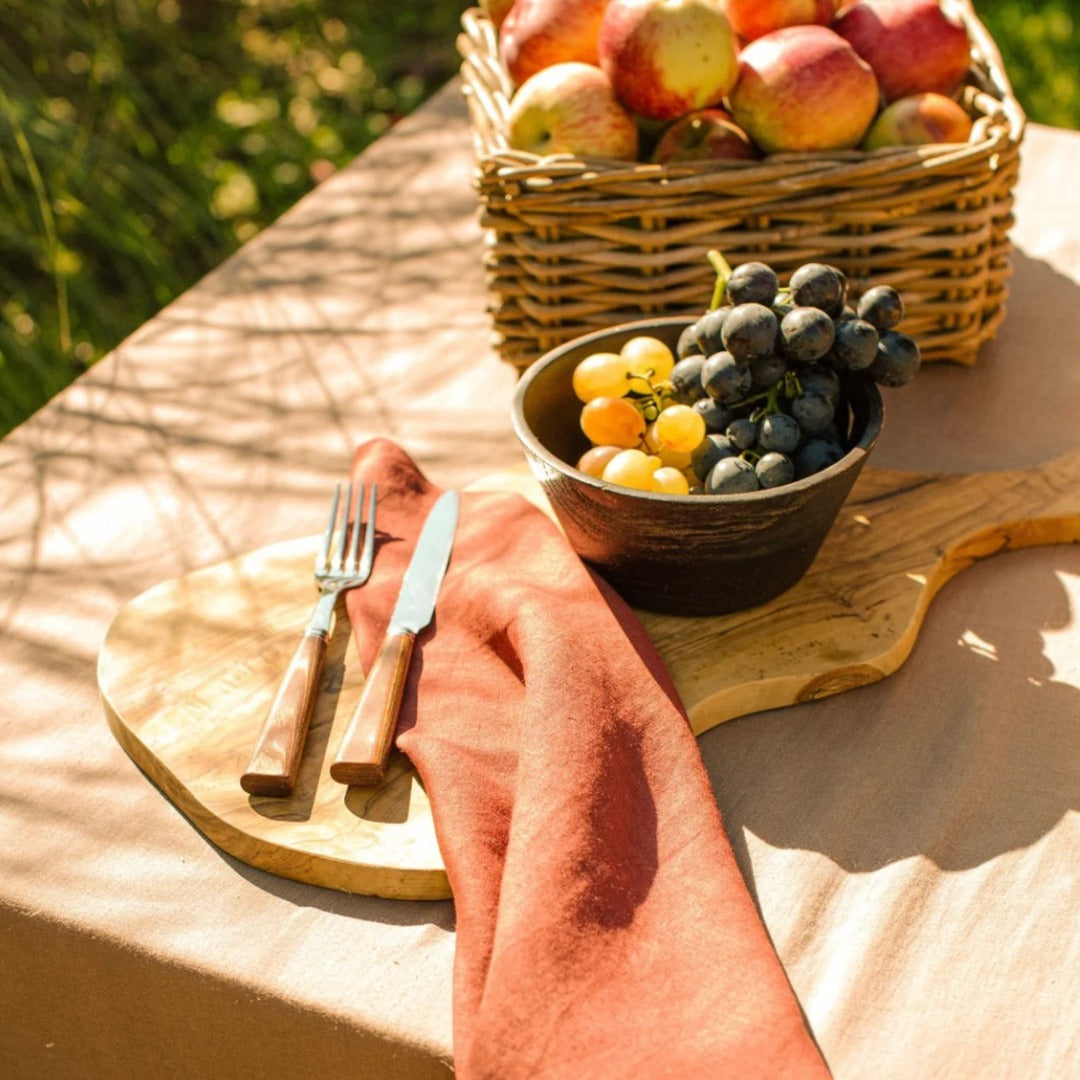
[330,490,459,787]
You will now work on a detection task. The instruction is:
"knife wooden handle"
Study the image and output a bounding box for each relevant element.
[330,628,415,787]
[240,631,326,797]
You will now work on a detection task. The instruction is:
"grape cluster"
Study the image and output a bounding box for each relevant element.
[570,252,921,496]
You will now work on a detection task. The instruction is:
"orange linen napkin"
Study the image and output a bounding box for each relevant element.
[345,439,830,1079]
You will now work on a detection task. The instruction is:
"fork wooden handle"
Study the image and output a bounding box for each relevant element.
[330,628,415,787]
[240,631,327,797]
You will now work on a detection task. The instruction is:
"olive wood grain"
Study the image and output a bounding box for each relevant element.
[330,629,416,788]
[239,630,327,797]
[99,447,1080,898]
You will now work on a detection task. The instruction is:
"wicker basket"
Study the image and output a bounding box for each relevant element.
[457,1,1026,374]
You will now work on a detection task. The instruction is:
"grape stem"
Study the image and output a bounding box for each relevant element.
[743,373,803,422]
[707,249,733,310]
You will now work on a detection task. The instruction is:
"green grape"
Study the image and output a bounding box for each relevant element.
[601,448,660,491]
[580,396,646,448]
[577,444,622,478]
[572,352,632,402]
[621,336,675,384]
[654,404,707,453]
[651,466,690,495]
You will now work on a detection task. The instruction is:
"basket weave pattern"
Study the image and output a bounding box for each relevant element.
[457,3,1026,373]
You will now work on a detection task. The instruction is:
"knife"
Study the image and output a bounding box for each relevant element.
[330,489,459,787]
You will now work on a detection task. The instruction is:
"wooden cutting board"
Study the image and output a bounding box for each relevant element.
[99,450,1080,900]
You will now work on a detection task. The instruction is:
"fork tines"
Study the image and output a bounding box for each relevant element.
[317,481,377,580]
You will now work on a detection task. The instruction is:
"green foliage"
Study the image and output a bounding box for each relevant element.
[0,1,1076,437]
[973,0,1080,130]
[0,0,467,435]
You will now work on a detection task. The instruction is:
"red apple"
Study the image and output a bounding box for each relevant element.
[506,62,640,160]
[862,91,973,148]
[833,0,971,103]
[499,0,608,86]
[598,0,739,122]
[651,108,759,162]
[728,25,880,152]
[480,0,516,31]
[723,0,841,42]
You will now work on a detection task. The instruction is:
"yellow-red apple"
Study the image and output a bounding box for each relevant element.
[651,108,759,162]
[862,91,973,148]
[833,0,971,102]
[598,0,739,122]
[506,62,640,160]
[480,0,517,31]
[728,25,880,152]
[499,0,608,86]
[723,0,841,42]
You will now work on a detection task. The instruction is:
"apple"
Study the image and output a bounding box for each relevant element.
[480,0,517,31]
[723,0,841,42]
[499,0,608,86]
[506,62,640,160]
[728,25,880,153]
[833,0,971,103]
[862,91,973,149]
[598,0,739,122]
[651,108,759,163]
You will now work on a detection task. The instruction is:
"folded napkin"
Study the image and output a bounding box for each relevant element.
[345,439,830,1079]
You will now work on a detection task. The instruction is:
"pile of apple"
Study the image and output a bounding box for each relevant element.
[483,0,977,162]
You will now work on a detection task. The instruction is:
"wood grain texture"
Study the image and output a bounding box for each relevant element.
[99,449,1080,898]
[331,629,416,788]
[241,630,326,797]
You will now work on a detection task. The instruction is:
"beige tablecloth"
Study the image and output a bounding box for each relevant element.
[1,82,1077,1078]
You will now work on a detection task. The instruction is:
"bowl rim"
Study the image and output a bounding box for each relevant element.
[511,315,885,504]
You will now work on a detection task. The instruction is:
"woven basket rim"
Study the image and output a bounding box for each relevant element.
[458,0,1026,181]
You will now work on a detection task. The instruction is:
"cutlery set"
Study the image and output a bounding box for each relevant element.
[240,482,459,798]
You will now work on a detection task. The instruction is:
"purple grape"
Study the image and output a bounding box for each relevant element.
[677,323,702,360]
[726,261,779,307]
[670,354,707,402]
[758,412,800,454]
[792,391,835,435]
[726,416,759,450]
[706,456,761,494]
[857,285,904,331]
[832,318,879,372]
[790,262,846,316]
[691,433,739,480]
[701,351,752,403]
[755,452,795,489]
[794,438,845,478]
[692,307,732,356]
[721,303,778,362]
[779,306,835,363]
[869,330,921,387]
[798,363,841,406]
[749,353,788,391]
[693,396,733,433]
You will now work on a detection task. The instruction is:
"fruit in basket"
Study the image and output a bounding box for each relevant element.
[498,0,608,85]
[597,0,740,122]
[506,63,639,160]
[480,0,517,31]
[651,108,758,163]
[862,91,973,149]
[723,0,841,42]
[565,250,920,498]
[833,0,971,103]
[727,25,880,153]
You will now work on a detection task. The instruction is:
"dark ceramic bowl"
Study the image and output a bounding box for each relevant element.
[511,317,884,616]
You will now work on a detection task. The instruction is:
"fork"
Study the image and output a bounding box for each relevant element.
[240,481,377,798]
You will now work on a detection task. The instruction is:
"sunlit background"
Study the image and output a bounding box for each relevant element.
[0,0,1076,437]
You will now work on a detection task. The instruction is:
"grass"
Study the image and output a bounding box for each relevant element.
[0,0,1076,437]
